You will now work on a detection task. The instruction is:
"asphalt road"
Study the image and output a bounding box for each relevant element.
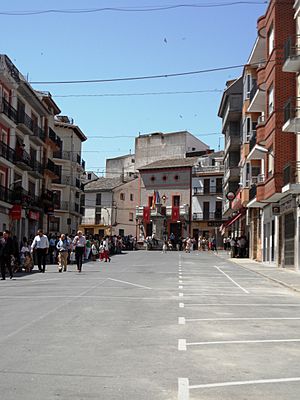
[1,251,300,399]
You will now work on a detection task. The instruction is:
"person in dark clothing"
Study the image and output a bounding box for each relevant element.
[0,230,15,280]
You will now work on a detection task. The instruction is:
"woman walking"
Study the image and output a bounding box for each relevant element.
[56,234,70,272]
[73,231,86,272]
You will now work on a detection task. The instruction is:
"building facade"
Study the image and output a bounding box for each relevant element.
[136,158,196,241]
[191,152,225,247]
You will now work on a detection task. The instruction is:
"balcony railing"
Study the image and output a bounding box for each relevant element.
[48,127,62,148]
[31,158,44,175]
[193,165,224,174]
[249,130,257,152]
[1,98,18,124]
[53,150,80,163]
[284,35,300,63]
[45,159,60,176]
[193,211,223,221]
[17,112,45,142]
[11,187,42,208]
[249,185,257,201]
[249,81,258,104]
[193,186,223,195]
[15,146,32,168]
[283,162,300,186]
[0,184,13,203]
[0,140,15,163]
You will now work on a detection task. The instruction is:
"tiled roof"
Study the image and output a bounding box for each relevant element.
[138,157,199,170]
[84,177,123,192]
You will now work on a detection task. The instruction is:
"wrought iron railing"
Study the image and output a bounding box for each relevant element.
[1,98,18,123]
[0,140,15,163]
[193,186,223,195]
[193,211,223,221]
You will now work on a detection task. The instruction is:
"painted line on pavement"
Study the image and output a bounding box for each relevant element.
[189,376,300,390]
[178,378,189,400]
[179,293,184,297]
[214,266,249,293]
[179,280,183,283]
[178,293,288,297]
[185,317,300,322]
[183,303,300,307]
[107,278,152,290]
[178,339,187,351]
[184,338,300,347]
[179,302,184,308]
[178,317,186,325]
[179,285,183,289]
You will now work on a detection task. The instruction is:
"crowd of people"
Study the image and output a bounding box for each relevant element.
[0,229,136,280]
[223,236,249,258]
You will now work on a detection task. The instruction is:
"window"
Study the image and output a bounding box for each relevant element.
[268,25,274,55]
[49,217,60,232]
[173,195,180,207]
[129,212,134,221]
[244,74,252,99]
[120,192,125,201]
[96,193,101,205]
[268,146,274,177]
[87,173,91,180]
[119,229,125,236]
[95,214,102,225]
[130,193,134,201]
[268,85,274,115]
[28,181,35,196]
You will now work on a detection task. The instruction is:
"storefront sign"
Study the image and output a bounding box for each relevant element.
[9,204,22,220]
[208,221,223,227]
[279,195,295,213]
[28,210,40,221]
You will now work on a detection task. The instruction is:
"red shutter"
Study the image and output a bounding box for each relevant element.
[143,206,150,223]
[172,206,180,222]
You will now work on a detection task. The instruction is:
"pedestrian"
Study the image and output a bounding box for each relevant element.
[162,241,168,253]
[85,236,92,260]
[31,229,49,273]
[73,230,86,272]
[0,230,14,280]
[49,235,56,264]
[56,233,70,272]
[102,237,111,262]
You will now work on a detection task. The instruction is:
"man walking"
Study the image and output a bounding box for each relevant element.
[31,229,49,273]
[72,230,86,272]
[0,230,14,280]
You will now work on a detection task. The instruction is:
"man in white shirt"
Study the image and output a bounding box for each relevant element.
[31,229,49,273]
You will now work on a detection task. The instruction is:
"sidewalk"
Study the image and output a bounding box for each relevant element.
[216,250,300,294]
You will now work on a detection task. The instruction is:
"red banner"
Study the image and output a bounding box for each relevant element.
[171,206,180,222]
[9,204,22,220]
[28,210,40,221]
[143,206,150,223]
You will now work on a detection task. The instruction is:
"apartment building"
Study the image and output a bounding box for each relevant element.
[80,177,138,237]
[191,151,224,247]
[51,116,87,235]
[281,0,300,269]
[244,0,296,266]
[105,153,136,178]
[0,55,63,239]
[218,77,243,230]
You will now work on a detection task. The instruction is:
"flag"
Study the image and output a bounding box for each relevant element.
[143,206,150,223]
[155,191,161,205]
[171,206,180,222]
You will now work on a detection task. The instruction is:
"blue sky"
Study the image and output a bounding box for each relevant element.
[1,1,267,174]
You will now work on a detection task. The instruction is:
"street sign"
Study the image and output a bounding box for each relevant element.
[226,191,236,201]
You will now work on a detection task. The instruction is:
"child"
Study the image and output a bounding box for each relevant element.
[24,252,33,273]
[162,241,168,253]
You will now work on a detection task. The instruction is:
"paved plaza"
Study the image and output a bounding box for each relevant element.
[1,251,300,399]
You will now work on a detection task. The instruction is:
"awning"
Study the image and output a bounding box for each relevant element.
[226,212,243,228]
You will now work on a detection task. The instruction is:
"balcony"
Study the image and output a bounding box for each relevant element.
[249,185,257,201]
[0,98,18,125]
[193,211,223,221]
[224,166,240,184]
[222,94,242,130]
[28,158,44,178]
[282,98,300,133]
[248,81,266,113]
[53,150,79,163]
[0,141,15,164]
[192,164,224,174]
[41,189,54,204]
[44,159,60,178]
[136,204,189,218]
[17,112,45,144]
[283,36,300,73]
[282,162,300,195]
[193,186,223,195]
[249,130,257,152]
[48,127,62,150]
[0,184,13,204]
[11,186,42,209]
[224,134,240,155]
[14,146,33,171]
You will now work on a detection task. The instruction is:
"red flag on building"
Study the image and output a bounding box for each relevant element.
[171,206,180,222]
[143,206,150,223]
